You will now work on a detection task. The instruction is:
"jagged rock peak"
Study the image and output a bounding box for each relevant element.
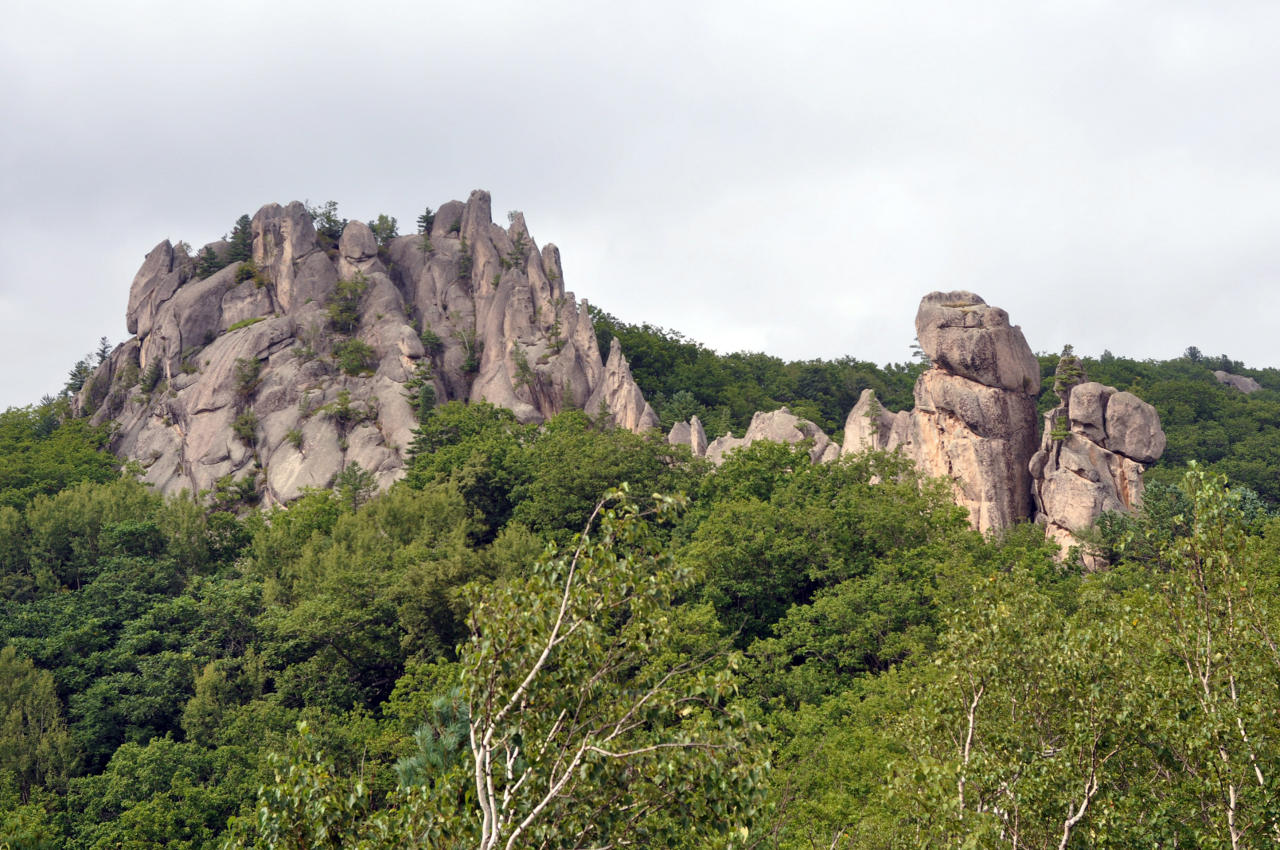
[585,338,660,432]
[668,415,708,458]
[842,388,910,455]
[79,193,658,506]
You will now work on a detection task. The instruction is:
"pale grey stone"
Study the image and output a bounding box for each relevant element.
[1214,371,1262,393]
[87,192,667,504]
[1104,391,1166,464]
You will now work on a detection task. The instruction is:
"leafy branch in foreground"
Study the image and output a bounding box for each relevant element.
[464,486,763,850]
[223,487,764,850]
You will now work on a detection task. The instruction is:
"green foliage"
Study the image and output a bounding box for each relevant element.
[456,237,473,279]
[459,489,764,848]
[333,462,376,512]
[226,316,265,333]
[307,200,345,247]
[232,411,258,445]
[233,357,261,401]
[333,339,376,376]
[64,355,94,397]
[0,403,117,511]
[68,736,256,850]
[326,275,368,335]
[226,214,253,264]
[0,646,72,804]
[139,360,163,394]
[31,297,1280,849]
[507,409,692,541]
[194,245,225,279]
[1051,343,1086,400]
[416,206,435,234]
[405,402,527,537]
[453,327,481,375]
[367,214,398,247]
[589,305,921,437]
[403,363,436,425]
[509,343,534,390]
[319,390,370,436]
[418,327,443,357]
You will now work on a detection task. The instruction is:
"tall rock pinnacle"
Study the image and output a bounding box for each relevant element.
[843,291,1042,533]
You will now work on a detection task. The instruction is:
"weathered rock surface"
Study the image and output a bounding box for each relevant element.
[842,292,1040,533]
[1029,358,1166,556]
[79,192,657,504]
[585,338,660,432]
[690,408,840,466]
[842,389,911,453]
[667,415,708,457]
[1214,371,1262,394]
[915,291,1041,394]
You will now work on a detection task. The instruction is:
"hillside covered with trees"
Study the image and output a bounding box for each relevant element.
[4,329,1280,848]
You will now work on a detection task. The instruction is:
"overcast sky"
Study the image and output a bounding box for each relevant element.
[4,1,1280,409]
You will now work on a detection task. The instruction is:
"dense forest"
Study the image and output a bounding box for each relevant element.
[4,329,1280,848]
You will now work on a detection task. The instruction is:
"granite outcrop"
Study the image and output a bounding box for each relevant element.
[842,291,1041,533]
[79,192,656,504]
[1029,351,1166,555]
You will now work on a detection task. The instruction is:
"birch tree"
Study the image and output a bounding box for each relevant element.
[461,487,763,850]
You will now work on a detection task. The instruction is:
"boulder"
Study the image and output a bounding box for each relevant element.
[1030,365,1166,560]
[702,408,837,466]
[1067,381,1111,443]
[915,291,1041,394]
[1214,371,1262,394]
[1103,391,1166,464]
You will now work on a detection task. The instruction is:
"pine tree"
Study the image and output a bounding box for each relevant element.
[226,214,253,263]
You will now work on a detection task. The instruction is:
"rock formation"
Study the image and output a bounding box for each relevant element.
[667,415,708,458]
[669,408,840,465]
[1214,371,1262,393]
[842,291,1041,533]
[79,192,657,504]
[1029,352,1166,554]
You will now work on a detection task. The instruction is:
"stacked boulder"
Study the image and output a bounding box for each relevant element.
[80,191,657,504]
[1029,350,1166,554]
[842,291,1041,533]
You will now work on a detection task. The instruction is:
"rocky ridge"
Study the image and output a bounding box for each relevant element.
[79,192,656,504]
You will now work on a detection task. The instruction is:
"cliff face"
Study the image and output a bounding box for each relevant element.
[80,191,655,504]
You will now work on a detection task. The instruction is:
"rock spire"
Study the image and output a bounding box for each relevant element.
[842,291,1041,532]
